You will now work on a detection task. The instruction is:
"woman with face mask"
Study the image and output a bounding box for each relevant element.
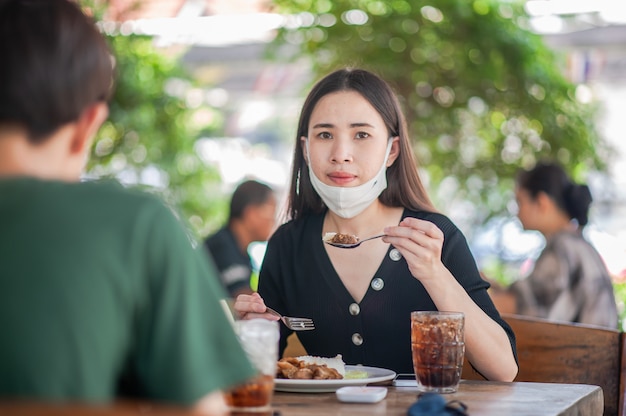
[234,68,518,381]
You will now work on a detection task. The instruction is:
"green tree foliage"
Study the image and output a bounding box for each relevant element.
[270,0,611,226]
[87,34,227,238]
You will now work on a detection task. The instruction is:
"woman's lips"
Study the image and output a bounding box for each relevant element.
[328,171,355,185]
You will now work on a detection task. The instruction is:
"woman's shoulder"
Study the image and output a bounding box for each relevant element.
[269,213,323,242]
[548,230,588,248]
[548,230,599,255]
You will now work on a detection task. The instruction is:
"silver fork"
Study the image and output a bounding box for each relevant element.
[266,307,315,331]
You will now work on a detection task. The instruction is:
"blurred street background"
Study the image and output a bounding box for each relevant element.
[89,0,626,324]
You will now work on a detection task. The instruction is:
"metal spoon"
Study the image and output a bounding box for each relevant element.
[323,233,386,249]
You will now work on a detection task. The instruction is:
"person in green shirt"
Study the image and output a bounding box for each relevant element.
[0,0,256,413]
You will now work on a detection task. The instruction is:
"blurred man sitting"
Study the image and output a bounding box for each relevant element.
[205,180,277,297]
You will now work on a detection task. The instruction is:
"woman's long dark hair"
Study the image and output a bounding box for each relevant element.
[287,68,436,221]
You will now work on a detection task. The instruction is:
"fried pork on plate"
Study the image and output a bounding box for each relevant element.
[276,355,344,380]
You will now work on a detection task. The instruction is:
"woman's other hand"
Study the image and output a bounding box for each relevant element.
[383,218,447,284]
[233,292,280,322]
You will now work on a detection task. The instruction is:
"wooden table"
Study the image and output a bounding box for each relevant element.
[270,380,603,416]
[0,380,603,415]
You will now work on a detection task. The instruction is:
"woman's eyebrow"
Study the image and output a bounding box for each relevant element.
[312,123,334,129]
[350,122,375,128]
[311,122,376,129]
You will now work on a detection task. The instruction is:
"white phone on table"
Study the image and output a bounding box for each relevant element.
[393,373,418,387]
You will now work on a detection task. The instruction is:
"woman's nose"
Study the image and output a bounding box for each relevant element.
[329,139,353,163]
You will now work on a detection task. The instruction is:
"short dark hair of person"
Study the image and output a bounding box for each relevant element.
[288,67,436,221]
[516,161,593,227]
[0,0,114,144]
[228,180,274,223]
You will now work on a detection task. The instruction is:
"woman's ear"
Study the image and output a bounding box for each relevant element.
[536,191,556,213]
[386,136,400,167]
[300,136,309,164]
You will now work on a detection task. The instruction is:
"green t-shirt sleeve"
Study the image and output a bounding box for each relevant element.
[132,200,257,405]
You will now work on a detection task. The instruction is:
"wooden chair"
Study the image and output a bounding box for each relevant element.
[487,288,517,315]
[463,313,626,416]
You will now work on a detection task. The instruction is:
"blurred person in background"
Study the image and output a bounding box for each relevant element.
[0,0,255,413]
[205,179,277,297]
[505,162,618,328]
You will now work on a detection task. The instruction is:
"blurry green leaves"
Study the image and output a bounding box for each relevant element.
[270,0,610,225]
[87,34,224,238]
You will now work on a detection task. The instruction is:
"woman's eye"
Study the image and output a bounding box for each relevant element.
[355,132,370,139]
[318,132,332,139]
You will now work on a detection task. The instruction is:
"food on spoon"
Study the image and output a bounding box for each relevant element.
[322,232,358,245]
[276,354,345,380]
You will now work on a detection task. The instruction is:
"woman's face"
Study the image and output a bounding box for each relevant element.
[301,90,398,187]
[515,187,540,231]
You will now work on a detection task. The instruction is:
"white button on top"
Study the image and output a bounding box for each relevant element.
[352,333,363,346]
[371,277,384,291]
[349,303,360,315]
[389,248,402,261]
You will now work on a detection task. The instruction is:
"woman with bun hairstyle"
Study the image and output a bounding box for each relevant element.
[509,162,618,328]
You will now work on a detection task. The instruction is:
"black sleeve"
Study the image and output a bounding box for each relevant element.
[426,212,518,366]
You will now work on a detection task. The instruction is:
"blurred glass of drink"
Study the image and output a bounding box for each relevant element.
[224,319,279,411]
[411,311,465,394]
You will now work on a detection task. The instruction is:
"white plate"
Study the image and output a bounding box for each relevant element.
[274,365,396,393]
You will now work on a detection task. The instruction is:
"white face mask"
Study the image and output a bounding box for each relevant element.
[306,139,393,218]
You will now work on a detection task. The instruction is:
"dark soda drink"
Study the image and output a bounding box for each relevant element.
[411,311,465,393]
